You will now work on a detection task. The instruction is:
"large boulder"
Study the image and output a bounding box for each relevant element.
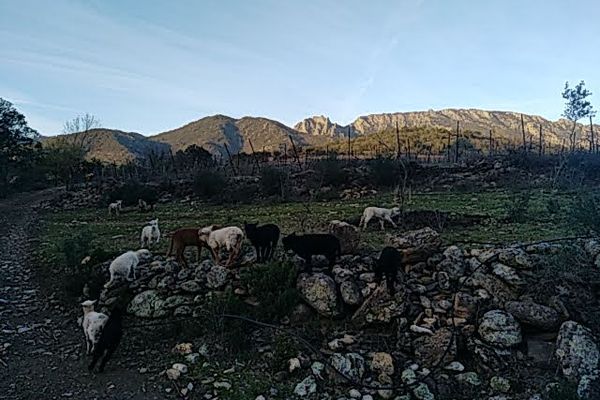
[469,271,518,305]
[505,301,561,331]
[555,321,599,383]
[387,227,441,263]
[491,263,524,286]
[478,310,522,348]
[329,220,360,254]
[340,280,363,306]
[297,273,342,317]
[127,290,169,318]
[352,285,406,327]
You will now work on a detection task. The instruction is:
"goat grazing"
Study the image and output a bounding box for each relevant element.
[167,227,210,268]
[107,200,122,216]
[88,307,124,373]
[360,206,401,230]
[104,249,152,288]
[140,219,160,248]
[282,233,340,272]
[80,300,108,355]
[244,222,280,262]
[198,225,245,267]
[374,246,404,295]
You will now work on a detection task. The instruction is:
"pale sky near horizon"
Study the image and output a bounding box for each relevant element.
[1,0,599,136]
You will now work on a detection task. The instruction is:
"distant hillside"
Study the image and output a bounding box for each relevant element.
[298,109,599,148]
[43,129,170,164]
[294,115,349,138]
[152,114,310,157]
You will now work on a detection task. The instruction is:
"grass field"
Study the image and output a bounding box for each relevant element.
[36,187,588,268]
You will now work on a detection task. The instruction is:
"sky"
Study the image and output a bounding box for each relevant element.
[1,0,599,136]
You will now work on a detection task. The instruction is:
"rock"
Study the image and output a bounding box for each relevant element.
[185,353,201,364]
[444,361,465,372]
[470,271,518,305]
[206,265,229,289]
[180,280,202,293]
[127,290,168,318]
[163,295,190,309]
[172,343,193,355]
[359,272,376,283]
[413,328,456,367]
[174,305,192,316]
[370,352,394,376]
[478,310,522,348]
[166,368,181,380]
[456,372,481,386]
[453,292,477,320]
[213,381,231,390]
[294,375,317,397]
[289,357,301,373]
[412,382,435,400]
[490,376,511,393]
[349,388,362,398]
[311,361,325,379]
[340,280,363,306]
[555,321,599,383]
[330,353,365,382]
[584,239,600,258]
[492,263,523,286]
[352,285,406,327]
[388,227,441,256]
[505,301,560,331]
[297,273,342,317]
[172,363,188,374]
[329,220,360,254]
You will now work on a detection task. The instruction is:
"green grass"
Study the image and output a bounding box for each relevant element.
[36,188,587,267]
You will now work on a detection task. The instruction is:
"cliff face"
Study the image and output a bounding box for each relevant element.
[294,115,351,138]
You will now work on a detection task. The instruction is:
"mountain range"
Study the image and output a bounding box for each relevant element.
[42,109,599,164]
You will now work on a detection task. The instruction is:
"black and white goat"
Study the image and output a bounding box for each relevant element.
[88,307,124,373]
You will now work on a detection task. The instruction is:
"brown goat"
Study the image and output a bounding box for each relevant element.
[167,228,210,268]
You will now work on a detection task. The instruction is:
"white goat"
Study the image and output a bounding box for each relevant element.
[360,206,401,230]
[108,200,122,216]
[80,300,108,355]
[198,225,245,267]
[104,249,152,288]
[140,219,160,248]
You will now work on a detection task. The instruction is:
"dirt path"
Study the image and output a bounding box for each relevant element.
[0,190,170,400]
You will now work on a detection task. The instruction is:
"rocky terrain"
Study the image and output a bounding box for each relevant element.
[90,226,600,399]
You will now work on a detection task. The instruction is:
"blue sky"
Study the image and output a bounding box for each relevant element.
[1,0,599,136]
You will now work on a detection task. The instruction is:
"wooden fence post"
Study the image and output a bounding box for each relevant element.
[455,121,460,162]
[223,143,238,176]
[590,115,595,154]
[539,124,543,156]
[248,139,261,174]
[521,114,527,152]
[289,135,302,170]
[489,129,493,156]
[395,121,401,159]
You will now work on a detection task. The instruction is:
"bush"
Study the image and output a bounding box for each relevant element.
[260,166,289,198]
[201,292,254,354]
[569,192,600,234]
[241,261,299,323]
[103,180,159,207]
[504,190,531,223]
[192,170,226,199]
[312,156,347,187]
[368,157,404,188]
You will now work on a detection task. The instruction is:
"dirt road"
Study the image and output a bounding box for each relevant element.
[0,190,170,400]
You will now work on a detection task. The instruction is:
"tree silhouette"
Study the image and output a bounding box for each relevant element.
[562,81,595,152]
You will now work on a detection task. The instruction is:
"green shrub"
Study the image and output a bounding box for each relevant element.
[368,157,403,188]
[504,190,531,223]
[312,156,347,187]
[58,227,94,268]
[241,261,299,323]
[260,166,289,198]
[201,292,254,354]
[192,170,226,199]
[547,380,579,400]
[569,192,600,234]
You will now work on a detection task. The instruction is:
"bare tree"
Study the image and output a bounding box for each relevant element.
[562,81,595,152]
[62,113,101,151]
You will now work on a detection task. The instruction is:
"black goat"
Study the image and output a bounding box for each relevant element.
[244,222,280,262]
[88,307,124,373]
[374,246,404,295]
[282,233,340,272]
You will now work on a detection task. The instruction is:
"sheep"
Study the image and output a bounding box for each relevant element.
[198,225,245,267]
[167,227,211,269]
[244,222,280,262]
[140,219,160,248]
[80,300,108,355]
[360,206,401,230]
[374,246,404,295]
[88,307,124,373]
[104,249,152,288]
[108,200,122,216]
[281,233,340,273]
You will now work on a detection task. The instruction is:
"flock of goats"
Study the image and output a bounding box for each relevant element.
[81,200,404,373]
